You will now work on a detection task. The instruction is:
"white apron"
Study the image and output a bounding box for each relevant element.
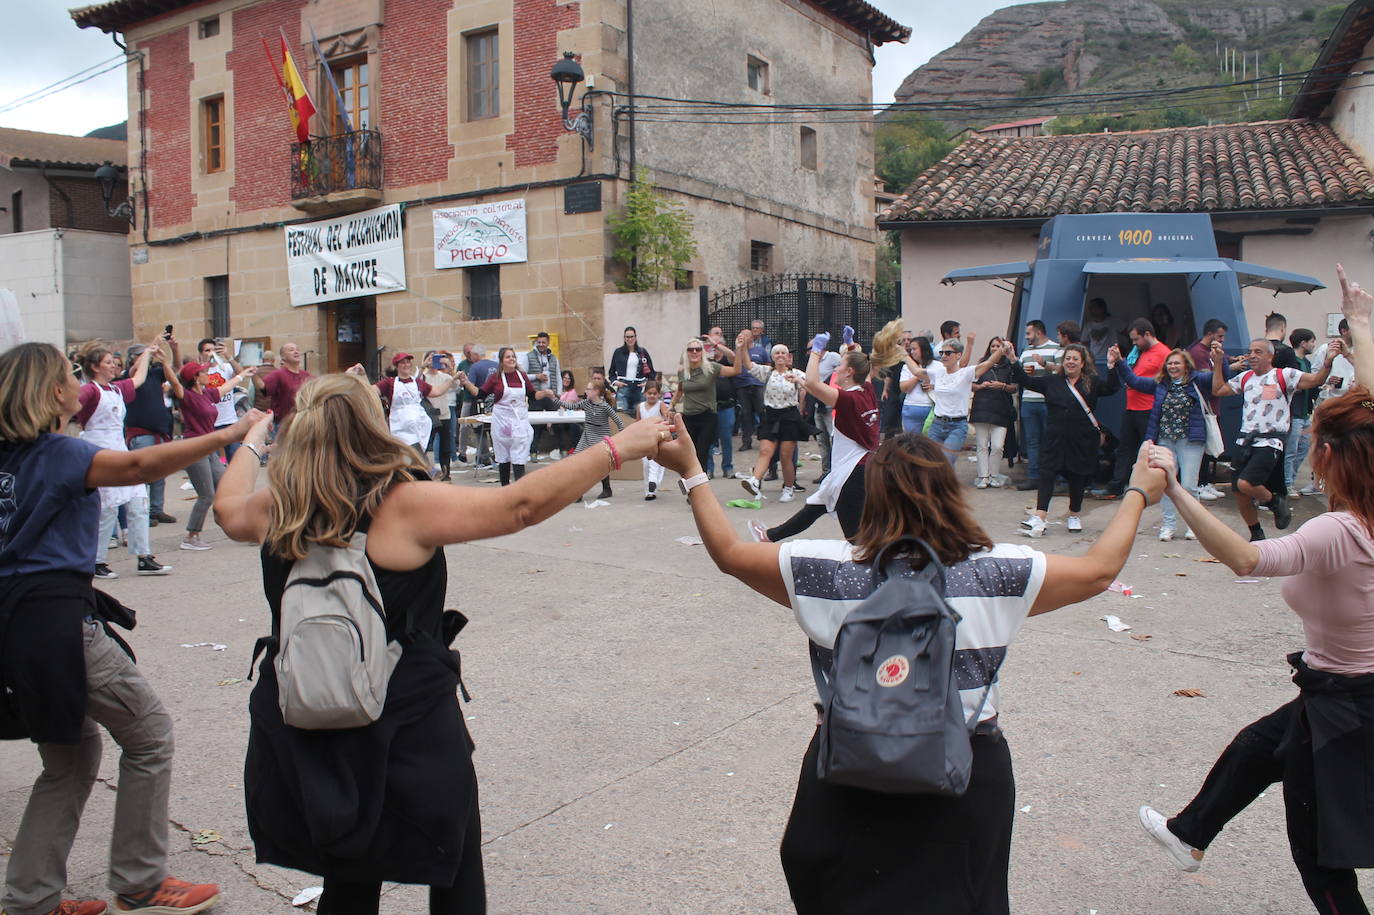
[389,377,432,447]
[808,387,868,513]
[491,373,533,464]
[80,383,146,510]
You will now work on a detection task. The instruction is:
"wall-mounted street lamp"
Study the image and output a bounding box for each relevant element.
[94,160,136,227]
[551,51,593,151]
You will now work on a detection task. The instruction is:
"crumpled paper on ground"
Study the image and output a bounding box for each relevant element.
[725,498,762,509]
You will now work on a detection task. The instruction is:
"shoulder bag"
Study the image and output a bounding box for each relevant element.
[1193,382,1224,457]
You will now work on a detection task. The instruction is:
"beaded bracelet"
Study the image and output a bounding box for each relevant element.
[602,436,622,471]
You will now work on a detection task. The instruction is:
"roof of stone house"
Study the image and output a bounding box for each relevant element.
[73,0,911,44]
[0,126,126,170]
[878,119,1374,225]
[1289,0,1374,119]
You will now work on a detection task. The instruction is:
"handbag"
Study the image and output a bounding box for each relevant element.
[1194,382,1224,457]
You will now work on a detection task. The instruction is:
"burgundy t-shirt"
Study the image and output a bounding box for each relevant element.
[479,370,531,398]
[833,382,880,464]
[74,380,135,426]
[376,376,433,400]
[180,386,221,438]
[263,367,312,420]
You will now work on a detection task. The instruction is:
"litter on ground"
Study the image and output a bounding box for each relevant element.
[292,887,324,907]
[1101,615,1132,632]
[584,499,611,508]
[675,536,704,546]
[1173,688,1207,698]
[181,642,227,651]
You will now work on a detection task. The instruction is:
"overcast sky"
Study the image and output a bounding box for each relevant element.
[0,0,1053,137]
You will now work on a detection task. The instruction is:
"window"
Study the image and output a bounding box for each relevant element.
[468,265,501,320]
[206,276,229,337]
[799,126,817,170]
[750,241,772,273]
[467,30,499,120]
[199,16,220,38]
[328,58,369,131]
[10,190,20,233]
[202,96,225,173]
[674,270,695,290]
[747,55,770,94]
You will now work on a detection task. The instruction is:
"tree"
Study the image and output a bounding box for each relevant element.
[875,111,955,193]
[607,170,698,292]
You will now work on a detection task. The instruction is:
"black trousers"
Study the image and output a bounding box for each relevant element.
[1037,470,1088,514]
[768,465,865,542]
[736,386,764,445]
[316,801,486,914]
[1169,699,1368,915]
[781,729,1014,915]
[683,410,716,473]
[1109,409,1151,493]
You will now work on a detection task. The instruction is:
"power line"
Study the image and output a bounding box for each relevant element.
[0,55,128,118]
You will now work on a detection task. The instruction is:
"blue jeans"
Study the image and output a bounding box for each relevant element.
[1020,401,1048,481]
[126,434,166,515]
[1158,436,1204,530]
[707,405,735,476]
[1284,418,1311,488]
[616,383,645,415]
[927,416,969,463]
[901,403,932,434]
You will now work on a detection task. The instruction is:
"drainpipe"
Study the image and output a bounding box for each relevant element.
[111,32,150,244]
[626,0,636,182]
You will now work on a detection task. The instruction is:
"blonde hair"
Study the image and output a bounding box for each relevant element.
[677,337,717,377]
[264,373,426,560]
[869,319,906,370]
[0,342,72,442]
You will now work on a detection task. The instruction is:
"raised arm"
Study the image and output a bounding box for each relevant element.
[714,343,741,378]
[735,331,755,373]
[959,331,976,369]
[1145,445,1259,575]
[1032,442,1166,614]
[969,340,1002,378]
[90,409,268,489]
[128,344,153,390]
[1210,342,1236,397]
[1337,263,1374,384]
[1114,357,1157,394]
[803,343,839,407]
[1297,340,1340,390]
[1005,344,1050,395]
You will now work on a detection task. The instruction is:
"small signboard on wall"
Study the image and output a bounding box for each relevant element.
[564,181,602,215]
[432,199,528,270]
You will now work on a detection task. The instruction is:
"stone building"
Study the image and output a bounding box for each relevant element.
[0,127,132,347]
[72,0,908,375]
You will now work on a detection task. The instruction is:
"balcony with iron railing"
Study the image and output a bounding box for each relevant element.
[290,129,384,214]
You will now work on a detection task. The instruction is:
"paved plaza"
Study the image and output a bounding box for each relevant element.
[2,452,1369,913]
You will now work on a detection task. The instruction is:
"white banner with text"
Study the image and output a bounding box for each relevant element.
[432,198,528,270]
[285,204,407,307]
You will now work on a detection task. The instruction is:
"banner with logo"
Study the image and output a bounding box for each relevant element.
[284,203,407,307]
[432,198,527,270]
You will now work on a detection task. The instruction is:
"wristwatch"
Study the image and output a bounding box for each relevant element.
[678,472,710,496]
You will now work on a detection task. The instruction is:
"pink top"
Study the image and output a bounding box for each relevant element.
[1253,511,1374,675]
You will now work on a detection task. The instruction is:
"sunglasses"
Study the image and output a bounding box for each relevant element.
[939,350,957,357]
[686,346,703,352]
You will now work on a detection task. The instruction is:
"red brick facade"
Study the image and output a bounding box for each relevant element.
[140,27,193,227]
[46,177,131,233]
[380,0,455,190]
[228,0,308,213]
[506,0,580,168]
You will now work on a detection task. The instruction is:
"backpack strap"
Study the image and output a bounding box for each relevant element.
[963,651,1007,734]
[809,641,834,706]
[1277,368,1289,396]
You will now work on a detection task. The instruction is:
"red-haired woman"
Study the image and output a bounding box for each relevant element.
[1137,267,1374,914]
[654,418,1168,913]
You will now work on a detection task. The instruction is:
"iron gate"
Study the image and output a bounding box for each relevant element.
[699,274,883,357]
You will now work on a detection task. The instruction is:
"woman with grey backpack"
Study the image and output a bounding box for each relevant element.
[653,419,1169,913]
[212,372,672,915]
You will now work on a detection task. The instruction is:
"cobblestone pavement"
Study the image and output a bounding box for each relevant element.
[3,453,1368,913]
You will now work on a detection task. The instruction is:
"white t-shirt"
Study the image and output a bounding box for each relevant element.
[1228,367,1303,450]
[423,370,455,409]
[205,359,238,427]
[899,363,933,407]
[625,351,642,382]
[778,539,1047,723]
[1313,343,1356,403]
[928,362,977,418]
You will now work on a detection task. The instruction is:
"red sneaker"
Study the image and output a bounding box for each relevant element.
[114,876,219,913]
[43,902,108,915]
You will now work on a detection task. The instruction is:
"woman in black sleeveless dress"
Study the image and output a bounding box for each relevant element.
[213,372,671,914]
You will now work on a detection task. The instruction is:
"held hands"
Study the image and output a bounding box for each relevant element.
[1107,344,1121,367]
[1127,440,1169,505]
[736,330,753,348]
[1337,263,1373,326]
[1145,441,1186,499]
[233,409,272,446]
[345,363,368,376]
[1210,340,1226,362]
[841,325,855,346]
[1325,338,1344,364]
[609,414,676,464]
[648,413,699,475]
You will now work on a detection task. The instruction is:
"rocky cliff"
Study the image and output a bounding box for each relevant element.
[894,0,1331,132]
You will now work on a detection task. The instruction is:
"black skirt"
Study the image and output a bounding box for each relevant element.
[756,405,806,442]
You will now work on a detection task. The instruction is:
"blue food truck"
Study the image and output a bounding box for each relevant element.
[940,212,1324,443]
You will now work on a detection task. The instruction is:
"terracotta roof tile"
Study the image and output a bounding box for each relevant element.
[879,120,1374,223]
[0,126,125,170]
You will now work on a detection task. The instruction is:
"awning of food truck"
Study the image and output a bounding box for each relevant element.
[1226,261,1325,294]
[940,262,1032,285]
[1076,258,1323,293]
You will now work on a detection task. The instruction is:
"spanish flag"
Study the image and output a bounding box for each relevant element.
[264,31,316,144]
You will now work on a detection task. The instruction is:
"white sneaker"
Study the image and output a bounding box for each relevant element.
[179,538,212,551]
[1138,805,1203,872]
[779,486,795,503]
[974,477,989,489]
[1299,482,1323,496]
[740,476,762,498]
[993,474,1010,488]
[1021,516,1046,538]
[747,520,769,543]
[1198,485,1222,501]
[1159,528,1174,542]
[1066,516,1082,532]
[967,454,978,462]
[1184,529,1197,540]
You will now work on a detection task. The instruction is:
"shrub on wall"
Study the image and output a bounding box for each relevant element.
[608,170,698,292]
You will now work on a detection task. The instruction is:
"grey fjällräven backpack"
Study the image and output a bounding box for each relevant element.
[275,529,402,729]
[811,538,1001,795]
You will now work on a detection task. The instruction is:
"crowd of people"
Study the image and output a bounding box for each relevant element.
[0,263,1369,914]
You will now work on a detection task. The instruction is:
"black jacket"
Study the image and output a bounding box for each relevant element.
[608,345,654,384]
[969,362,1016,428]
[1009,362,1119,476]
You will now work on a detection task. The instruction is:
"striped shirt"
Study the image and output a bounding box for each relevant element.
[1019,342,1062,403]
[778,540,1047,723]
[573,398,625,452]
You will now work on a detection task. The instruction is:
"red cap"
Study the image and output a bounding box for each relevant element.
[179,361,206,385]
[391,352,414,366]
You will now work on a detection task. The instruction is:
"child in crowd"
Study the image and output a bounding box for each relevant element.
[639,379,669,500]
[572,378,625,499]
